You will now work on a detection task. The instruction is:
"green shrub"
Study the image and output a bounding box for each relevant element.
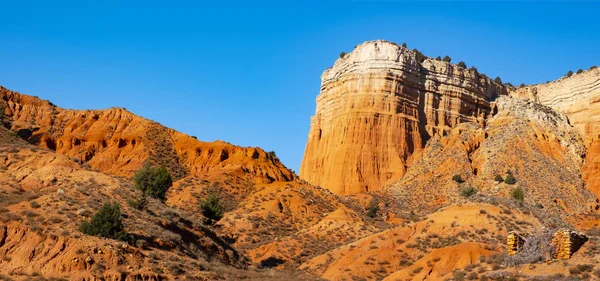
[366,199,379,218]
[133,163,172,201]
[494,77,502,84]
[511,187,525,201]
[442,56,451,62]
[504,174,516,185]
[435,56,441,60]
[494,175,504,182]
[457,61,467,68]
[452,174,465,183]
[453,270,466,281]
[199,193,224,222]
[401,42,407,48]
[566,70,573,77]
[576,69,583,74]
[267,151,277,158]
[413,49,426,63]
[466,272,478,280]
[79,202,127,240]
[460,186,477,198]
[590,66,598,70]
[577,264,594,273]
[0,102,5,120]
[339,52,346,59]
[128,193,147,210]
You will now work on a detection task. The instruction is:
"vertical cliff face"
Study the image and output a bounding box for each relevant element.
[300,40,506,194]
[511,68,600,197]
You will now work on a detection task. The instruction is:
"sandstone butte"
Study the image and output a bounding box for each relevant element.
[301,40,600,197]
[300,40,506,195]
[3,39,600,281]
[0,86,295,184]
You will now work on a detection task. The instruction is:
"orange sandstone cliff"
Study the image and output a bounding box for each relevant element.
[300,40,506,194]
[511,68,600,197]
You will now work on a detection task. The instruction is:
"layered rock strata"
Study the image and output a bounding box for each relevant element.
[300,40,506,194]
[511,68,600,197]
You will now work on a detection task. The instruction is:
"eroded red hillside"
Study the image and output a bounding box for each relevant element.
[1,86,295,184]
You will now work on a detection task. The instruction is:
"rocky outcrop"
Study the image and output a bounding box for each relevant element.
[384,96,598,215]
[0,128,248,279]
[0,87,295,183]
[300,40,506,194]
[511,68,600,197]
[551,229,588,260]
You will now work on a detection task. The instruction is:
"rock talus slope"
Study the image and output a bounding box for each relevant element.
[511,68,600,197]
[300,40,506,194]
[384,96,597,215]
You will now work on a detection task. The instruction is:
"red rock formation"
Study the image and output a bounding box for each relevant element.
[300,40,506,194]
[511,68,600,197]
[383,96,597,215]
[0,86,295,183]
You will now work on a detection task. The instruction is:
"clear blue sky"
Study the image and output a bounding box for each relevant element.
[1,1,599,173]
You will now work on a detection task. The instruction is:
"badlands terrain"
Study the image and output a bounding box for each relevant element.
[2,40,600,280]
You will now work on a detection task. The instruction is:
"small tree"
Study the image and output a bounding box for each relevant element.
[435,56,441,60]
[366,198,379,218]
[128,193,147,210]
[494,77,502,84]
[413,49,426,63]
[494,175,504,182]
[576,69,583,74]
[199,193,224,223]
[457,61,467,68]
[511,187,525,201]
[452,174,465,183]
[442,56,451,62]
[133,163,173,201]
[590,66,598,70]
[401,42,407,48]
[566,70,573,77]
[0,101,6,120]
[460,186,477,198]
[80,202,127,240]
[505,173,517,185]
